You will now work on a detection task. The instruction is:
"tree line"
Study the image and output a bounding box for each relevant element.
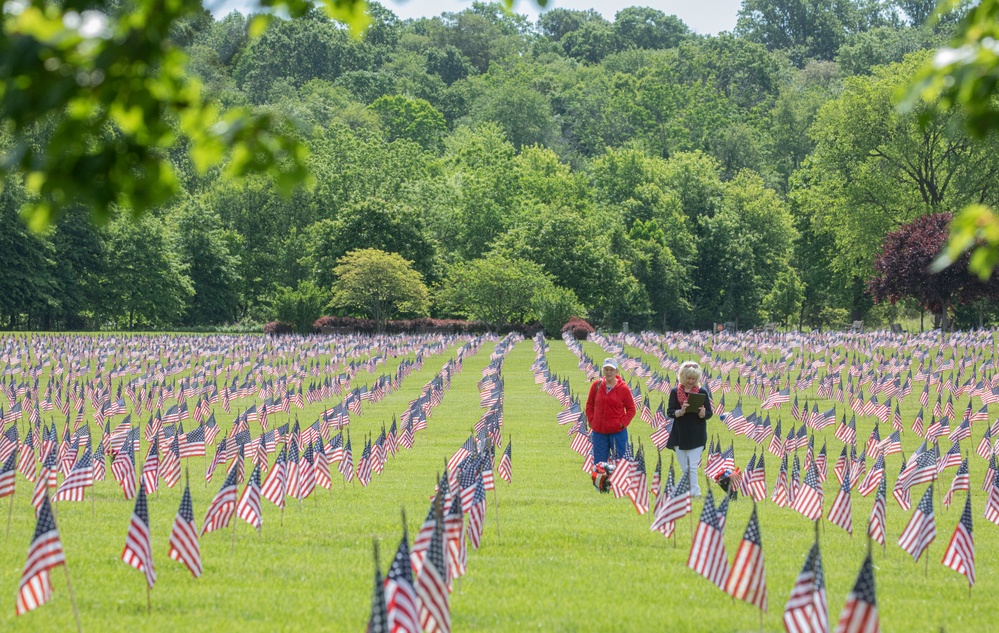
[2,0,997,332]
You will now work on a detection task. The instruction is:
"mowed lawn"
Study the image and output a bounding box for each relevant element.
[0,335,996,632]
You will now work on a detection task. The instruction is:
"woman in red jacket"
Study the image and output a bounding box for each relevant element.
[585,358,637,466]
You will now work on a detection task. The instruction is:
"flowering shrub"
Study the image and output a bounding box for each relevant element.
[264,321,294,336]
[561,317,595,340]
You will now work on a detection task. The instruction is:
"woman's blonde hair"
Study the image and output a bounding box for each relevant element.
[678,361,702,385]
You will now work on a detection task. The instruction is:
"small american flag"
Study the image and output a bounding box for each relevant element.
[169,482,202,578]
[898,485,936,561]
[385,526,419,633]
[868,477,887,547]
[368,543,390,633]
[687,485,729,589]
[54,448,93,502]
[941,492,975,587]
[16,494,66,615]
[121,482,156,588]
[497,441,511,484]
[827,469,853,535]
[236,464,263,531]
[202,465,238,536]
[724,505,767,612]
[791,463,823,521]
[783,542,828,633]
[0,450,16,498]
[416,499,450,633]
[141,437,160,495]
[466,475,486,550]
[943,458,970,509]
[111,433,137,499]
[159,434,181,488]
[832,554,879,633]
[857,455,884,497]
[260,444,287,509]
[985,467,999,526]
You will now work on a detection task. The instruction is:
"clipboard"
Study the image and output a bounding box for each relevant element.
[684,392,706,410]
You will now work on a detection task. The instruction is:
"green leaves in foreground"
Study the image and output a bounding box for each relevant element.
[0,0,317,230]
[904,0,999,280]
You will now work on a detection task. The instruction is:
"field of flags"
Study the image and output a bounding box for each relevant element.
[0,329,997,631]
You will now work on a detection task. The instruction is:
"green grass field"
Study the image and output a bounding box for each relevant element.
[0,335,995,632]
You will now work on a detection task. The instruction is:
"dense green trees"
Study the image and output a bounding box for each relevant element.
[4,0,996,331]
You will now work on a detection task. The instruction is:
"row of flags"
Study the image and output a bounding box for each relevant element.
[538,330,986,632]
[5,335,505,619]
[367,333,520,633]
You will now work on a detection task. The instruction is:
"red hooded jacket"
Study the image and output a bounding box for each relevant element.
[585,377,637,435]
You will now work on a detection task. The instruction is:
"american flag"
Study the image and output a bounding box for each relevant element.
[261,445,288,509]
[791,462,823,521]
[413,482,445,576]
[416,500,450,633]
[771,455,789,508]
[687,486,729,588]
[202,465,238,536]
[827,469,853,535]
[16,494,66,615]
[314,439,332,490]
[17,428,37,481]
[857,455,884,497]
[111,435,137,499]
[141,437,160,495]
[30,449,58,516]
[169,482,202,578]
[236,464,263,531]
[297,442,317,499]
[985,467,999,526]
[0,450,16,498]
[466,475,487,550]
[54,448,93,502]
[868,477,887,547]
[497,441,512,484]
[179,425,206,458]
[368,544,390,633]
[628,446,649,515]
[943,458,970,509]
[444,490,467,583]
[385,525,420,633]
[783,542,828,633]
[159,433,181,488]
[339,436,354,483]
[121,482,156,588]
[941,492,975,587]
[724,505,767,612]
[898,485,936,561]
[832,554,879,633]
[205,437,227,482]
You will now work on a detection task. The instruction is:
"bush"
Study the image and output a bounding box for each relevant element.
[264,321,294,336]
[313,315,376,332]
[271,281,329,332]
[533,285,586,336]
[312,315,508,334]
[562,317,595,340]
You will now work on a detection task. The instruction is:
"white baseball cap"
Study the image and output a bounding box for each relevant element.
[602,358,619,370]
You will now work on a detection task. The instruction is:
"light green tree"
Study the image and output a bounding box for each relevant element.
[330,248,429,330]
[437,253,551,330]
[532,286,586,336]
[762,268,805,326]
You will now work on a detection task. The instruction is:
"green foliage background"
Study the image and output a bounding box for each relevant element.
[3,0,999,332]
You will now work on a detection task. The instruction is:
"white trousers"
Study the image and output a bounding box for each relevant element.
[675,447,704,496]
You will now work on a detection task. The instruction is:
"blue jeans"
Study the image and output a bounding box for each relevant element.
[592,429,629,465]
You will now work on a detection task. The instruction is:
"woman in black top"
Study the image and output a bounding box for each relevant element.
[666,361,713,497]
